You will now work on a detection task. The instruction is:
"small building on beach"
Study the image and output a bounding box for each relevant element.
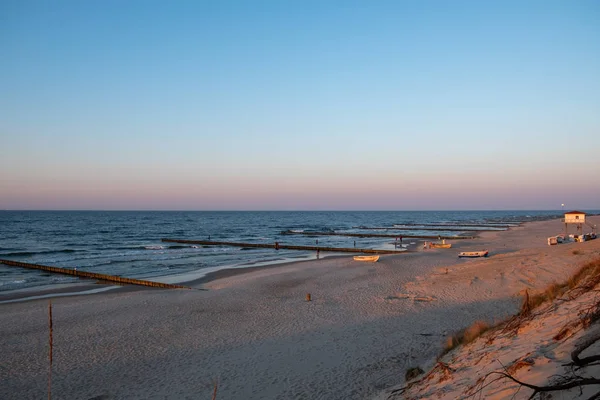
[564,210,586,236]
[564,210,586,224]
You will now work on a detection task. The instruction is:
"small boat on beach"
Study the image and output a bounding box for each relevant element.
[458,251,488,258]
[431,243,452,249]
[353,255,380,262]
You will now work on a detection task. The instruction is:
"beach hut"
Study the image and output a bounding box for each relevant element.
[564,210,586,236]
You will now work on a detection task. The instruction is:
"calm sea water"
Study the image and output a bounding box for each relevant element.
[0,210,572,293]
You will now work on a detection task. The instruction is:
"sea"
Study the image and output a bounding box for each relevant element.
[0,210,583,294]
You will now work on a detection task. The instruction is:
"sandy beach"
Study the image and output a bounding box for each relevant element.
[1,217,599,400]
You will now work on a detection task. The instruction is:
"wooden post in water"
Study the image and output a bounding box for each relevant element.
[306,293,311,302]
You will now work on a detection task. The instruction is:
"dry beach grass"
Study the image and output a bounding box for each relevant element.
[390,257,600,399]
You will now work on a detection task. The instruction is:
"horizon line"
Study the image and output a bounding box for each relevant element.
[1,209,595,213]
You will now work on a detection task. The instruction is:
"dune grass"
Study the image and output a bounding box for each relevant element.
[521,258,600,315]
[405,366,424,381]
[441,320,490,357]
[440,257,600,358]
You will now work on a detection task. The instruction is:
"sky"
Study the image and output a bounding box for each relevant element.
[1,0,599,211]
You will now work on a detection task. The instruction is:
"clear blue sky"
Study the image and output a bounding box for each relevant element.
[1,0,599,210]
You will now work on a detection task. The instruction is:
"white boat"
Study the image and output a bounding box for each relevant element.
[353,255,380,262]
[458,251,488,258]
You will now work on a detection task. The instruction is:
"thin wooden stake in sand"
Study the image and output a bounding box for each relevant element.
[211,379,218,400]
[306,293,312,302]
[48,300,53,400]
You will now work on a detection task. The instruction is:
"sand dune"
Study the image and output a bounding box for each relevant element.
[386,254,600,399]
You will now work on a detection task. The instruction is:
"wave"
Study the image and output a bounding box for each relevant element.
[85,258,148,268]
[108,244,199,251]
[110,245,157,251]
[0,279,26,286]
[144,245,165,250]
[0,249,79,257]
[0,247,19,252]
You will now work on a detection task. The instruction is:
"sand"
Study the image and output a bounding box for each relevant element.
[1,217,599,400]
[387,272,600,400]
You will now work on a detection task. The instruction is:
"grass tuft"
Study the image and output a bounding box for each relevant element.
[441,320,490,357]
[521,283,565,314]
[568,259,600,291]
[520,260,600,315]
[405,366,424,381]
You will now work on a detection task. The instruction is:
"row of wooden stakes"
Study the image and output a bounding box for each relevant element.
[0,259,191,290]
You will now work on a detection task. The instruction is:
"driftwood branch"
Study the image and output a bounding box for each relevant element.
[489,371,600,394]
[585,390,600,400]
[572,329,600,366]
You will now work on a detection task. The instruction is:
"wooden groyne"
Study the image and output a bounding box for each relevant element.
[350,226,506,232]
[0,259,191,289]
[161,239,406,254]
[389,223,519,228]
[279,231,475,240]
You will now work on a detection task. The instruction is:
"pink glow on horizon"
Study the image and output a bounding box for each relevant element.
[2,172,598,210]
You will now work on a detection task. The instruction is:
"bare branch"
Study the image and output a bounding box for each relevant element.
[489,371,600,392]
[572,328,600,366]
